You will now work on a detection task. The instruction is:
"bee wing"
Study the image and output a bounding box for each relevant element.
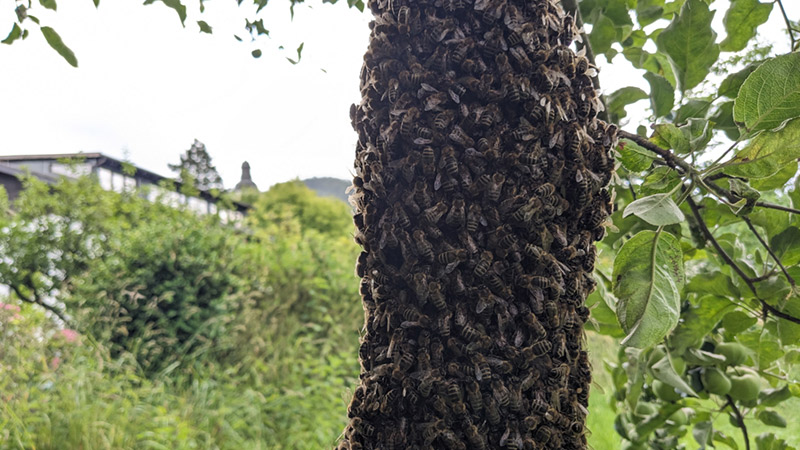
[434,173,443,191]
[414,137,433,145]
[448,88,461,104]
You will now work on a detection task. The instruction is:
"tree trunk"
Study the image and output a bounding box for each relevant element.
[341,0,616,448]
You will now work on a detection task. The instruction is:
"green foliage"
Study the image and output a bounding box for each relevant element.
[0,174,362,449]
[576,0,800,446]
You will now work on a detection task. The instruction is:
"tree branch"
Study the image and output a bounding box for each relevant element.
[10,284,73,327]
[686,197,800,325]
[725,394,750,450]
[744,217,796,288]
[776,0,798,51]
[618,130,693,173]
[755,201,800,215]
[560,0,609,122]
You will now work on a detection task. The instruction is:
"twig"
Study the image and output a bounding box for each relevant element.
[755,201,800,215]
[618,130,693,173]
[744,217,796,287]
[725,394,750,450]
[776,0,797,51]
[560,0,609,122]
[10,284,73,327]
[686,197,800,325]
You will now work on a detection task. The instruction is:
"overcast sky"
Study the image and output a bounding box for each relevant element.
[0,0,796,190]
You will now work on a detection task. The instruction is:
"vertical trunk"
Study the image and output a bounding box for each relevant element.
[341,0,616,448]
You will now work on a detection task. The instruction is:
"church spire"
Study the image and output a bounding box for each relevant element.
[234,161,258,191]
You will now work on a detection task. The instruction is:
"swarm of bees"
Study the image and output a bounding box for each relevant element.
[341,0,615,448]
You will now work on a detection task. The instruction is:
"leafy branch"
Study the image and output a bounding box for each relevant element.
[686,197,800,325]
[10,282,73,328]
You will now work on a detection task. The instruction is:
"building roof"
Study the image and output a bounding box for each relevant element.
[0,152,250,213]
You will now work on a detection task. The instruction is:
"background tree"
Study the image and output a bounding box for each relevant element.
[169,139,224,191]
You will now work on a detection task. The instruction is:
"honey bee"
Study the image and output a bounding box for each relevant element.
[466,379,483,412]
[393,203,411,228]
[484,395,502,427]
[446,381,462,403]
[437,248,467,266]
[429,281,447,311]
[434,173,457,195]
[527,340,552,358]
[414,180,432,208]
[465,423,487,450]
[552,329,568,359]
[400,107,419,137]
[466,204,484,233]
[422,202,447,225]
[351,417,376,437]
[520,371,540,392]
[433,111,454,130]
[473,250,493,278]
[439,145,459,176]
[450,38,472,64]
[486,173,506,202]
[533,425,552,444]
[409,271,429,305]
[441,198,465,230]
[522,312,547,340]
[535,182,556,197]
[448,125,474,147]
[472,353,492,382]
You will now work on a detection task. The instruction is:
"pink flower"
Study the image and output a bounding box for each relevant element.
[58,329,79,343]
[51,356,61,370]
[0,302,22,321]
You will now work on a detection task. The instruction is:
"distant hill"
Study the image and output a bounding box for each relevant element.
[302,177,351,204]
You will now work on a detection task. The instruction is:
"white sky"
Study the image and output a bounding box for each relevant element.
[0,0,796,190]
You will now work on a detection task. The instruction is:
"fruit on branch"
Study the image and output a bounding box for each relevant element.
[701,367,732,396]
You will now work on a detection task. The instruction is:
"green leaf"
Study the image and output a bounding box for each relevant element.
[713,431,740,450]
[644,72,675,118]
[755,433,796,450]
[93,0,100,7]
[712,101,741,141]
[720,64,761,98]
[652,123,689,153]
[722,310,757,334]
[651,355,698,396]
[2,23,22,45]
[759,386,792,407]
[286,43,304,64]
[623,193,685,226]
[197,20,212,34]
[751,160,797,191]
[636,0,665,26]
[40,27,77,68]
[251,49,262,58]
[657,0,720,92]
[687,272,740,298]
[757,410,787,428]
[617,139,656,172]
[160,0,187,26]
[771,227,800,266]
[590,13,617,55]
[670,295,735,353]
[728,178,760,216]
[681,118,713,152]
[723,118,800,178]
[608,87,648,122]
[674,99,712,124]
[39,0,57,11]
[720,0,772,52]
[693,420,713,449]
[734,53,800,133]
[613,230,684,348]
[640,167,681,195]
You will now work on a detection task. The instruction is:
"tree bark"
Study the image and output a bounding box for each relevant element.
[340,0,616,448]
